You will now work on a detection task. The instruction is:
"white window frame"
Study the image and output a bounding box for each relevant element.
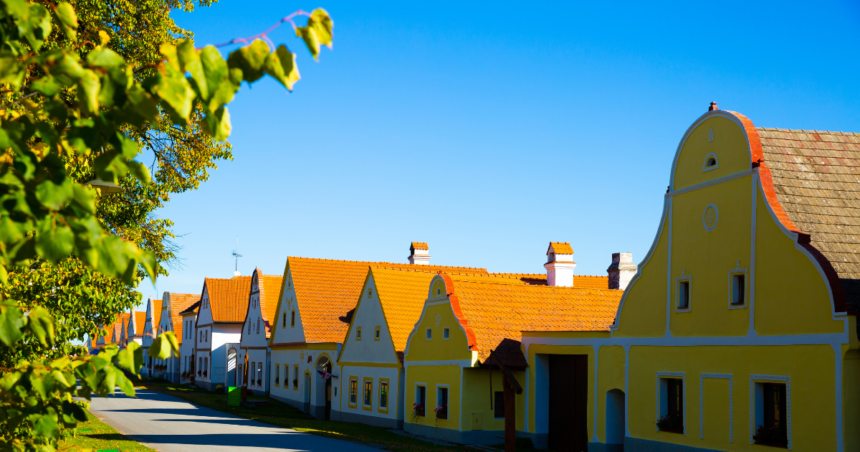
[703,152,719,172]
[656,372,686,435]
[675,275,692,313]
[415,383,427,417]
[728,268,748,309]
[749,375,791,449]
[699,373,733,442]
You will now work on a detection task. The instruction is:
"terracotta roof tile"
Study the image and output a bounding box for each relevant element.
[410,242,429,251]
[133,311,146,336]
[150,299,163,332]
[289,257,487,343]
[256,272,284,338]
[167,293,202,342]
[205,276,252,323]
[758,127,860,311]
[548,242,574,254]
[442,274,623,367]
[488,273,608,289]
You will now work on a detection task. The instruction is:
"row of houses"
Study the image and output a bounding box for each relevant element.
[91,106,860,452]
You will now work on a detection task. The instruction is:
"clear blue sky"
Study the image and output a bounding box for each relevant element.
[135,0,860,306]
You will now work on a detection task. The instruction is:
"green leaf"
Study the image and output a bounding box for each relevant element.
[35,220,74,263]
[296,26,320,60]
[127,161,151,185]
[263,45,301,91]
[116,341,142,373]
[31,75,62,96]
[61,400,87,425]
[34,414,59,439]
[152,65,195,123]
[0,304,26,346]
[77,70,100,116]
[35,179,73,210]
[0,53,25,88]
[88,48,124,69]
[23,4,52,51]
[55,2,78,30]
[114,369,134,397]
[308,9,333,50]
[27,306,55,346]
[148,331,179,360]
[177,40,206,98]
[201,106,231,141]
[227,40,270,83]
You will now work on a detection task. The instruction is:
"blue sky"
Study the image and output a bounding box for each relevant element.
[135,0,860,305]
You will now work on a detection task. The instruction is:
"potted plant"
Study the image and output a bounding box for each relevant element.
[434,404,448,420]
[753,421,787,448]
[656,414,683,433]
[197,370,201,376]
[412,402,424,422]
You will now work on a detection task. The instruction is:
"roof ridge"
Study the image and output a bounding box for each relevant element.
[450,276,621,292]
[757,126,860,136]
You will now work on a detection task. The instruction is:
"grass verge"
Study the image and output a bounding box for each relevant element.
[58,409,156,452]
[133,377,490,452]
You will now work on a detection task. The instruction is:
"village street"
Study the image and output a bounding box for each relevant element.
[88,389,382,451]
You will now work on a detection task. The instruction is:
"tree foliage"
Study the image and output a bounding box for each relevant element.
[0,0,332,449]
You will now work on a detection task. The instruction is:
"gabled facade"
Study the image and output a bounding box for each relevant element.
[238,268,283,394]
[403,244,624,446]
[125,310,146,347]
[194,276,251,391]
[179,300,200,383]
[334,265,489,429]
[155,292,201,383]
[141,296,162,377]
[268,243,488,420]
[522,106,860,452]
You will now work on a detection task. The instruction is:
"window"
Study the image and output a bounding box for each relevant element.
[703,153,719,172]
[349,378,358,407]
[426,328,432,340]
[379,380,389,412]
[368,288,372,298]
[247,321,251,334]
[283,312,286,328]
[754,381,789,448]
[436,386,448,420]
[415,385,426,417]
[291,310,295,328]
[275,363,280,386]
[284,364,289,385]
[356,327,362,341]
[443,328,450,340]
[251,361,256,385]
[658,377,684,433]
[205,330,208,342]
[494,391,505,418]
[374,326,381,341]
[731,272,746,306]
[676,278,691,311]
[257,362,263,386]
[293,365,299,389]
[363,378,373,409]
[203,357,208,377]
[256,318,260,334]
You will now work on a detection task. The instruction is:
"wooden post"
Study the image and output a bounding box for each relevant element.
[241,352,249,402]
[504,375,516,452]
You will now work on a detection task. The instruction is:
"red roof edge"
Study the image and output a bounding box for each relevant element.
[726,110,852,315]
[439,273,479,352]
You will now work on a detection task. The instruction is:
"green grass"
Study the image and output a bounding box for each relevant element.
[133,377,485,452]
[58,410,156,452]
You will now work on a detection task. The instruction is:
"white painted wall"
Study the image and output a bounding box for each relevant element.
[270,346,340,410]
[339,274,399,365]
[338,365,401,421]
[270,270,306,344]
[180,312,196,382]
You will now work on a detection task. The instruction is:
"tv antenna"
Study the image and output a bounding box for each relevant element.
[232,236,242,277]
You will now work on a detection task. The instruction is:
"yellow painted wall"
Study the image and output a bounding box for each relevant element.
[754,189,842,336]
[701,378,730,442]
[627,344,837,451]
[595,345,626,443]
[462,368,526,432]
[526,344,595,435]
[673,116,751,190]
[669,176,752,337]
[614,210,669,337]
[843,346,860,451]
[404,364,461,430]
[406,301,473,363]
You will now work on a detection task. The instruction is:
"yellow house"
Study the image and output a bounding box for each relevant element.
[403,244,622,446]
[522,104,860,452]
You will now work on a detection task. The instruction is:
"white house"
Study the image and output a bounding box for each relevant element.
[238,268,283,395]
[194,276,251,392]
[141,296,162,377]
[125,310,146,347]
[179,300,200,383]
[156,292,200,383]
[334,265,488,429]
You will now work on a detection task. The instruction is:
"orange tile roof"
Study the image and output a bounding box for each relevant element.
[287,257,488,343]
[254,270,284,338]
[369,266,489,352]
[133,311,146,336]
[150,299,163,332]
[168,293,202,342]
[488,272,609,289]
[548,242,574,254]
[410,242,429,251]
[441,273,623,367]
[205,276,252,323]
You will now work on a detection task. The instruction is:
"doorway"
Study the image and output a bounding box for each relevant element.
[548,355,588,452]
[227,348,237,388]
[606,389,625,451]
[304,371,312,412]
[316,355,333,420]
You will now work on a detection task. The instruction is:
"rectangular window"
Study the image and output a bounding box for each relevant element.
[250,361,255,385]
[349,378,358,407]
[443,327,450,340]
[755,382,788,447]
[379,380,389,412]
[494,391,505,418]
[678,280,690,310]
[293,365,299,389]
[291,310,295,328]
[257,362,263,386]
[415,385,426,417]
[363,378,373,408]
[274,363,280,386]
[283,312,286,328]
[659,378,684,433]
[731,273,745,305]
[436,387,448,420]
[356,327,362,341]
[374,326,380,341]
[284,363,288,385]
[426,328,432,340]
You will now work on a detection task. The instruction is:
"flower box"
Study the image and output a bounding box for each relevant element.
[656,414,683,434]
[434,405,448,420]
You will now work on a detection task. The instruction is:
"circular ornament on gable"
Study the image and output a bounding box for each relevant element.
[703,204,718,231]
[435,313,441,327]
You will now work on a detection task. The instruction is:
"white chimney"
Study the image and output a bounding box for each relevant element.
[544,242,576,287]
[409,242,431,265]
[607,252,637,290]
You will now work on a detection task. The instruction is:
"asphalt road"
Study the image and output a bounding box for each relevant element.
[88,389,381,451]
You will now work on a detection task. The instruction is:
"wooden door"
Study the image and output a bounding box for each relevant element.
[548,355,588,452]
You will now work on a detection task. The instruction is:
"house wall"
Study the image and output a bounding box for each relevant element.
[240,273,272,394]
[336,364,402,428]
[180,312,196,383]
[270,345,339,418]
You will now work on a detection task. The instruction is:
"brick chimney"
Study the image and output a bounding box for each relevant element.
[409,242,430,265]
[607,252,637,290]
[544,242,576,287]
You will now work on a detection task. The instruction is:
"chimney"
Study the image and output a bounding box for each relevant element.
[544,242,576,287]
[607,252,637,290]
[409,242,431,265]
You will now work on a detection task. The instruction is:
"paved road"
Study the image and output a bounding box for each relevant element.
[88,389,381,452]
